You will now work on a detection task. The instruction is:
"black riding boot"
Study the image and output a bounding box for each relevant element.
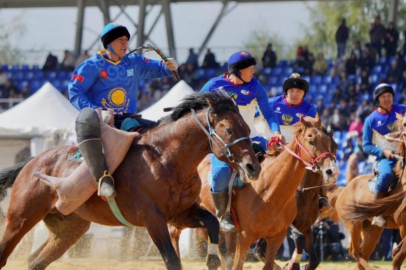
[211,190,236,232]
[76,108,116,198]
[371,191,388,227]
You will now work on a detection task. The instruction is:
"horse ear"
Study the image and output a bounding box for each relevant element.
[300,115,308,128]
[326,123,332,134]
[206,98,215,112]
[314,113,322,128]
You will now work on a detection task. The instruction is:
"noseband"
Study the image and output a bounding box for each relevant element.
[191,108,250,163]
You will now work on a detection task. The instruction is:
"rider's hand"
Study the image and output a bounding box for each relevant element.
[163,58,178,71]
[382,149,397,160]
[385,132,401,142]
[270,131,286,145]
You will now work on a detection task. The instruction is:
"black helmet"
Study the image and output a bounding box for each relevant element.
[283,73,309,94]
[228,51,256,74]
[373,83,395,103]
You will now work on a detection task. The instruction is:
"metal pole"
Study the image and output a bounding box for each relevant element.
[74,0,86,57]
[162,0,176,59]
[388,0,399,26]
[137,0,147,51]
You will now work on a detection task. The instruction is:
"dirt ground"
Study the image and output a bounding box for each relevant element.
[2,259,398,270]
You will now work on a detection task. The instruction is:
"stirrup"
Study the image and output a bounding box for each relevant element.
[220,214,237,233]
[97,170,116,198]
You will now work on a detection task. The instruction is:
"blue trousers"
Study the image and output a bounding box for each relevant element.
[209,136,267,193]
[375,158,397,192]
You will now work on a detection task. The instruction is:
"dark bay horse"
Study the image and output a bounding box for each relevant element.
[253,126,339,270]
[336,115,406,270]
[0,92,261,270]
[170,116,339,270]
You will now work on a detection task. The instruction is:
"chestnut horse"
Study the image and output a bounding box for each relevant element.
[0,92,261,270]
[254,126,339,270]
[170,116,339,270]
[336,115,406,270]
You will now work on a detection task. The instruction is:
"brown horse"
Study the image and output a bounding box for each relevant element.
[253,126,339,270]
[0,92,262,270]
[170,116,339,270]
[336,115,406,270]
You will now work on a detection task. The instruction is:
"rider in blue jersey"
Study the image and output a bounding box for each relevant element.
[268,73,332,215]
[363,83,406,227]
[200,51,284,232]
[68,23,178,199]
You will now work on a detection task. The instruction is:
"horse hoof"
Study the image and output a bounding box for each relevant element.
[206,254,221,269]
[283,262,300,270]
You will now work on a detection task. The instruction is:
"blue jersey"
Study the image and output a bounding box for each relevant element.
[268,94,316,142]
[363,104,406,158]
[200,74,280,137]
[69,50,172,113]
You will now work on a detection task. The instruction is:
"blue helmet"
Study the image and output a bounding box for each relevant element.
[373,83,394,103]
[228,51,256,74]
[101,23,130,49]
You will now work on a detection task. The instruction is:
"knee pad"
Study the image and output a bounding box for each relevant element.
[76,108,101,143]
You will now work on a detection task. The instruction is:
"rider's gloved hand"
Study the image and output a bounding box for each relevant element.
[163,58,178,70]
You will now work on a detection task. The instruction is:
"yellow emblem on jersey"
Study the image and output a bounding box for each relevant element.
[282,114,293,125]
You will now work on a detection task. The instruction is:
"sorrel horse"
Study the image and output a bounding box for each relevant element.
[336,115,406,270]
[253,126,339,270]
[0,92,262,270]
[170,116,339,270]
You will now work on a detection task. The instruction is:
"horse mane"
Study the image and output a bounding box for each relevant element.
[157,91,238,125]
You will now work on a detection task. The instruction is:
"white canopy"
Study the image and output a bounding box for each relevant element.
[140,80,195,121]
[0,82,79,137]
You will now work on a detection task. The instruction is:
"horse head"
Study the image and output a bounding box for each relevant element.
[204,91,261,183]
[295,115,339,184]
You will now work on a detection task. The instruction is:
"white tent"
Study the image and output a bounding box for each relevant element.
[0,82,79,137]
[0,82,79,156]
[140,80,195,121]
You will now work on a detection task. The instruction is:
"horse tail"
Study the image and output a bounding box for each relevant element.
[341,190,406,223]
[0,158,32,192]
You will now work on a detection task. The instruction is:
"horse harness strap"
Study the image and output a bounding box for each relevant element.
[269,136,333,172]
[191,108,250,163]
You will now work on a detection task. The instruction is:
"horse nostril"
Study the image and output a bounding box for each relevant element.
[246,163,255,173]
[326,169,333,175]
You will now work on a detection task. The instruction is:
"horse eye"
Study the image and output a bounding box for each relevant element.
[225,128,233,135]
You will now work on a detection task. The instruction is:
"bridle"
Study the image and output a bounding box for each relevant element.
[191,108,250,163]
[269,135,334,172]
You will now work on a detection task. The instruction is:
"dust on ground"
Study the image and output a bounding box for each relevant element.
[2,260,397,270]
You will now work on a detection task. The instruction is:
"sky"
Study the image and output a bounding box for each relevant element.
[0,1,314,64]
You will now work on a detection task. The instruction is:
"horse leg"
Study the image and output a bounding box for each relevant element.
[346,221,373,270]
[285,227,305,270]
[168,226,182,259]
[224,232,237,270]
[303,227,320,270]
[27,213,91,270]
[231,233,253,270]
[171,203,221,270]
[0,188,53,269]
[360,221,383,262]
[146,214,182,270]
[392,236,406,270]
[263,231,286,270]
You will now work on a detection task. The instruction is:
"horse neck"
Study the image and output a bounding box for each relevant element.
[258,138,308,201]
[143,110,212,179]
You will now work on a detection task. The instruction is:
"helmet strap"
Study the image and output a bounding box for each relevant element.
[376,102,390,114]
[234,71,249,85]
[108,44,123,61]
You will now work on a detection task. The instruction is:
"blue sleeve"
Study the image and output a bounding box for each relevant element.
[199,81,211,93]
[362,117,383,158]
[256,83,280,132]
[68,62,99,111]
[307,105,317,118]
[133,55,173,80]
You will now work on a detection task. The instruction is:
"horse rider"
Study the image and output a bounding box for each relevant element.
[268,73,332,215]
[68,23,178,199]
[200,51,284,232]
[363,83,406,227]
